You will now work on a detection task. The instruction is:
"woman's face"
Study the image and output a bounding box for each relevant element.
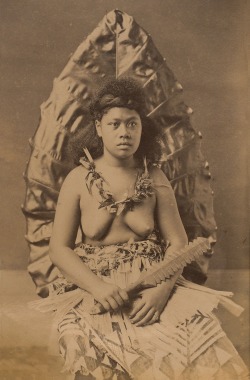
[95,107,142,160]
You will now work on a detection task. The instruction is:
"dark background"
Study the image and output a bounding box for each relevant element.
[0,0,249,271]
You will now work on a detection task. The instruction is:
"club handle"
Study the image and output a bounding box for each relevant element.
[89,281,146,315]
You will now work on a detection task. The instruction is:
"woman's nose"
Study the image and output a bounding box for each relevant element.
[119,123,130,137]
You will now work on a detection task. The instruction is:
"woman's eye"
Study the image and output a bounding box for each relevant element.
[108,122,120,128]
[128,121,137,128]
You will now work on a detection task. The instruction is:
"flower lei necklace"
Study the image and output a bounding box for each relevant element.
[79,148,154,215]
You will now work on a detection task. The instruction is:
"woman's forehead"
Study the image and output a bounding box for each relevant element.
[102,107,140,120]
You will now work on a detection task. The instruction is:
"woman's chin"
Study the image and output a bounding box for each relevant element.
[110,146,135,158]
[103,145,139,161]
[115,149,135,159]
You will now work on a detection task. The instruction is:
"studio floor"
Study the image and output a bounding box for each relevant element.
[0,269,249,380]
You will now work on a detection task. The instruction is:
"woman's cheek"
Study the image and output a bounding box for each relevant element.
[135,130,142,144]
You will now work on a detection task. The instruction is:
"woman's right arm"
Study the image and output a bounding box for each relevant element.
[49,168,128,311]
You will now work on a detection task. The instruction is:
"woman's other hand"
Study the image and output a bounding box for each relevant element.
[92,281,129,312]
[128,281,174,326]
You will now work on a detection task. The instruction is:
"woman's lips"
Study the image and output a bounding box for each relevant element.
[117,144,131,149]
[117,142,131,146]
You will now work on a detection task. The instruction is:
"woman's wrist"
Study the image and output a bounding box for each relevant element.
[156,280,174,294]
[158,270,180,290]
[82,275,104,295]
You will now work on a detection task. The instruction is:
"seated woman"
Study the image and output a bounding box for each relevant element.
[48,78,248,380]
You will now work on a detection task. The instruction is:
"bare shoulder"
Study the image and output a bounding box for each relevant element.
[149,165,177,205]
[149,166,171,187]
[60,165,88,196]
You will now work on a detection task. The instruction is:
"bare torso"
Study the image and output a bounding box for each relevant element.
[77,161,156,246]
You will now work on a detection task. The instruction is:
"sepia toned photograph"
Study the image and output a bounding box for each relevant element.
[0,1,249,379]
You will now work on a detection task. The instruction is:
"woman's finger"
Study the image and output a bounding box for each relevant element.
[128,300,145,319]
[114,293,125,307]
[130,305,152,324]
[101,300,111,312]
[134,309,157,327]
[142,311,160,326]
[107,297,119,311]
[119,289,129,303]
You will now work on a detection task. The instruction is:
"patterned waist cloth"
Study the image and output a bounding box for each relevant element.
[49,237,164,294]
[75,238,164,274]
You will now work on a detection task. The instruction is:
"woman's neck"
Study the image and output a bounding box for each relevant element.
[101,149,136,168]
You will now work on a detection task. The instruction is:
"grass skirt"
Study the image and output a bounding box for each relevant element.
[31,239,249,379]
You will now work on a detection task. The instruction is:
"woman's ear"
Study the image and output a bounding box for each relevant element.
[95,120,102,137]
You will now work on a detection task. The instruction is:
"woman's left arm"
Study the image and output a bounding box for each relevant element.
[129,167,188,326]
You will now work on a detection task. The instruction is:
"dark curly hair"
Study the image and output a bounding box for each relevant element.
[90,77,146,120]
[68,77,161,164]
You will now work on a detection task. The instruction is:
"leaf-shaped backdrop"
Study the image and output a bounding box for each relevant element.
[22,10,216,297]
